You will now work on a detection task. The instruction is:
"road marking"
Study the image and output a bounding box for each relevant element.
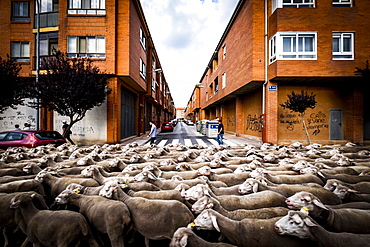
[208,139,219,146]
[224,139,237,146]
[172,139,179,145]
[184,139,192,146]
[158,140,167,146]
[195,139,207,146]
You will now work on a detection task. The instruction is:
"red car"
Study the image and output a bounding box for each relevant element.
[0,130,66,149]
[161,122,174,132]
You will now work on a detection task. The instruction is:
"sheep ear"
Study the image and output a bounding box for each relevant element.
[252,182,259,193]
[148,172,157,180]
[179,234,188,247]
[312,199,328,210]
[347,189,359,194]
[210,215,220,232]
[303,217,317,227]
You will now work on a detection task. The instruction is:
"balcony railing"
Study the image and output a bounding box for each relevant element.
[35,12,58,28]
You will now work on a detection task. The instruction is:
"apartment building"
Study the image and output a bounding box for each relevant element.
[186,0,370,145]
[0,0,175,144]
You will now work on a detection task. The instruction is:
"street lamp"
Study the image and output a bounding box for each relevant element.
[35,0,40,130]
[147,68,162,73]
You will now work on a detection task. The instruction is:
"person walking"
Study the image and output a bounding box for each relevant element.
[148,121,157,145]
[216,119,224,145]
[23,123,31,130]
[62,120,75,145]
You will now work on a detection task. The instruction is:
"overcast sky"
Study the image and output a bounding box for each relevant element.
[140,0,239,108]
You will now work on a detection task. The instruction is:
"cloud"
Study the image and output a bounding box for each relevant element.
[140,0,239,107]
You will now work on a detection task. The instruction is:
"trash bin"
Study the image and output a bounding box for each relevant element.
[206,121,219,138]
[196,121,201,132]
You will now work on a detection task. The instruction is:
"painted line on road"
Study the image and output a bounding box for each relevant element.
[172,139,179,145]
[184,139,192,146]
[208,139,219,146]
[158,140,168,146]
[223,139,237,146]
[195,139,207,146]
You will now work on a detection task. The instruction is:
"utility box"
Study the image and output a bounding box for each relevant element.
[206,121,219,138]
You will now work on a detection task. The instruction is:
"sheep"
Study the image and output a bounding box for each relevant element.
[170,227,237,247]
[250,168,324,186]
[192,209,316,247]
[191,190,286,211]
[0,179,45,195]
[133,171,208,190]
[143,164,199,180]
[102,183,194,247]
[324,179,370,193]
[238,178,341,205]
[0,191,48,247]
[197,166,251,186]
[284,191,370,233]
[333,184,370,203]
[54,189,132,247]
[318,172,370,183]
[35,170,99,197]
[120,185,193,208]
[65,183,104,195]
[274,210,370,247]
[191,195,289,220]
[10,192,100,247]
[0,174,36,184]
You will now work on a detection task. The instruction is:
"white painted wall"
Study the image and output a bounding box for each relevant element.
[0,103,38,131]
[54,102,107,145]
[0,100,108,145]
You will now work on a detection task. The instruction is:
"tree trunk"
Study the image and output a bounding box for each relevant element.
[301,114,310,145]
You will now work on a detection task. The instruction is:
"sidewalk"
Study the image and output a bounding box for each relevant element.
[120,130,263,147]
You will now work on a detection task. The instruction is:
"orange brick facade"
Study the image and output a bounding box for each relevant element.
[185,0,370,145]
[0,0,175,144]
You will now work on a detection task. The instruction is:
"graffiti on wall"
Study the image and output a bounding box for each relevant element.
[279,111,328,135]
[227,116,236,127]
[0,111,36,130]
[246,114,263,132]
[55,124,95,137]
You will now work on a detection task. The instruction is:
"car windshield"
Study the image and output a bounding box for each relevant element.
[35,131,64,140]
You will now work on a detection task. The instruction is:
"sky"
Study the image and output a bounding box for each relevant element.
[140,0,239,108]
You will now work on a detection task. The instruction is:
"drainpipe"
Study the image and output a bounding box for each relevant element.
[262,0,268,143]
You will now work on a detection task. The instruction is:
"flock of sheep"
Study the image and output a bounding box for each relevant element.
[1,140,370,247]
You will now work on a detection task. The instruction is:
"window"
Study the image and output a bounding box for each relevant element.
[332,32,354,60]
[35,0,59,28]
[68,0,106,15]
[140,28,146,49]
[209,83,214,97]
[222,72,226,89]
[11,42,30,62]
[269,32,317,62]
[152,78,156,91]
[12,1,30,21]
[38,32,58,56]
[67,36,106,58]
[222,44,226,60]
[213,57,218,71]
[273,0,314,11]
[214,78,219,94]
[270,35,277,63]
[332,0,352,7]
[140,58,146,79]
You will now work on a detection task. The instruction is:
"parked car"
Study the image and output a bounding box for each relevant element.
[170,119,178,127]
[186,120,194,126]
[161,122,174,132]
[0,130,66,149]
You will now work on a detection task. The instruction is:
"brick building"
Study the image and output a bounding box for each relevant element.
[185,0,370,145]
[0,0,175,144]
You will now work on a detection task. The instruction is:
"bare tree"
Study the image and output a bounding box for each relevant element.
[27,50,113,142]
[0,55,25,113]
[280,90,317,145]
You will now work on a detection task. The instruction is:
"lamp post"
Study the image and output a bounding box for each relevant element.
[35,0,40,130]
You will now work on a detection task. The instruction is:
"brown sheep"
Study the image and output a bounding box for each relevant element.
[10,192,99,247]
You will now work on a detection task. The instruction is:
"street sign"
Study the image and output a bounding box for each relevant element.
[269,85,277,91]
